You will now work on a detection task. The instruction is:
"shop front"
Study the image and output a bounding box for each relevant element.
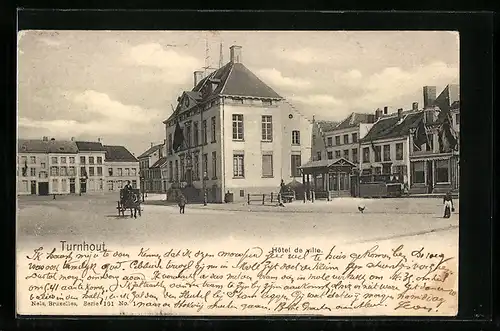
[409,152,459,194]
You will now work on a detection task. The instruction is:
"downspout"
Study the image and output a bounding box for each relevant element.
[221,97,226,202]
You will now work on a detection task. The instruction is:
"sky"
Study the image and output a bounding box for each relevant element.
[17,30,459,156]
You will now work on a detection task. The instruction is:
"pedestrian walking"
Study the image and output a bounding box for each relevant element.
[178,193,187,214]
[443,190,455,218]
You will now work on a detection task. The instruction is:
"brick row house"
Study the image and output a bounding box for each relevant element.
[306,84,459,198]
[17,137,139,195]
[163,45,313,203]
[137,142,166,193]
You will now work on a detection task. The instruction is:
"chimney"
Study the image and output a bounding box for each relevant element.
[70,137,75,141]
[423,86,437,108]
[193,71,204,87]
[375,108,382,120]
[151,142,154,148]
[97,137,102,143]
[412,102,418,111]
[383,106,388,115]
[397,108,403,119]
[42,136,48,141]
[230,45,242,64]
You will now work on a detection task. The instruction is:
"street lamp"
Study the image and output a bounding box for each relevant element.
[203,170,207,206]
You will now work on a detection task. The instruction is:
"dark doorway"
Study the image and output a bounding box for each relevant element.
[30,181,36,195]
[38,182,49,195]
[426,160,433,193]
[70,178,75,193]
[80,181,87,193]
[350,175,358,197]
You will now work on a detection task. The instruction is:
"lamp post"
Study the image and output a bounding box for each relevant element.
[203,170,207,206]
[140,172,145,202]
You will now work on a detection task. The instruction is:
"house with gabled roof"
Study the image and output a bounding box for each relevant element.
[163,45,312,203]
[137,142,165,192]
[103,145,140,192]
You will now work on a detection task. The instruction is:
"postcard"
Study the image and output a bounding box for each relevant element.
[16,30,459,316]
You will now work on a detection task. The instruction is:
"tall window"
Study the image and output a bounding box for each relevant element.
[202,154,208,178]
[343,149,349,160]
[327,151,333,160]
[374,146,382,162]
[335,150,341,159]
[212,151,217,179]
[117,168,122,176]
[262,153,273,178]
[352,148,358,163]
[89,167,95,177]
[80,156,85,164]
[193,122,199,146]
[343,134,349,144]
[193,154,199,180]
[89,157,94,164]
[436,159,450,183]
[233,154,244,178]
[232,114,244,140]
[61,157,67,164]
[202,120,208,144]
[60,166,67,176]
[69,166,75,176]
[352,133,358,143]
[362,147,370,163]
[383,145,391,161]
[52,179,58,192]
[132,168,136,176]
[97,157,102,164]
[30,168,36,176]
[291,154,301,177]
[327,137,333,147]
[211,116,216,142]
[30,156,36,164]
[52,157,58,164]
[292,130,300,145]
[108,168,113,176]
[125,168,130,176]
[132,180,137,189]
[335,136,340,145]
[426,134,434,152]
[185,123,192,148]
[180,156,185,181]
[455,113,460,125]
[169,161,173,181]
[168,133,173,155]
[50,166,58,176]
[261,115,273,142]
[411,161,425,184]
[396,143,404,160]
[41,162,46,169]
[97,167,103,176]
[174,160,178,181]
[108,180,114,191]
[69,157,75,164]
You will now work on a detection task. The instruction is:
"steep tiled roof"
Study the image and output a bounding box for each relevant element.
[138,144,163,159]
[150,157,168,168]
[18,139,79,154]
[75,141,105,151]
[335,112,376,130]
[103,145,137,162]
[316,120,339,132]
[360,111,423,142]
[165,61,283,124]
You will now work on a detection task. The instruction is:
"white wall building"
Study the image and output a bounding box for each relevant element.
[164,45,312,202]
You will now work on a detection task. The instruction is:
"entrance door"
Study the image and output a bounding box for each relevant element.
[30,181,36,195]
[426,160,433,193]
[350,175,358,197]
[38,182,49,195]
[69,178,75,193]
[80,180,87,193]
